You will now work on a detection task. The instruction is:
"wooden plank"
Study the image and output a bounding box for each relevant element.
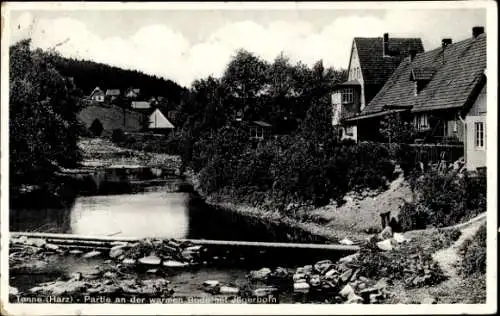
[10,232,360,252]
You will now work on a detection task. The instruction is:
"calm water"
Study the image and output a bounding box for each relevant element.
[10,180,330,244]
[10,178,346,303]
[70,191,190,238]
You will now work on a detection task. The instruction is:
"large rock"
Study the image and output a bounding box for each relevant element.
[220,286,240,295]
[270,267,289,279]
[293,272,307,282]
[314,260,334,274]
[30,238,47,248]
[309,274,321,287]
[163,260,189,268]
[339,238,354,245]
[378,226,393,240]
[253,286,278,297]
[393,232,409,243]
[9,286,19,296]
[346,293,364,304]
[340,269,353,283]
[421,297,437,304]
[44,243,60,251]
[138,255,161,266]
[82,250,102,259]
[293,281,310,293]
[324,268,339,280]
[339,284,355,298]
[122,258,136,265]
[338,253,359,264]
[109,245,127,259]
[248,267,272,281]
[30,280,88,296]
[376,239,395,251]
[202,280,221,294]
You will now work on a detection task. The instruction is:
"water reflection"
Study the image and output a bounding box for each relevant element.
[70,191,190,238]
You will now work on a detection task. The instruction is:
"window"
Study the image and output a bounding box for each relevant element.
[345,126,354,136]
[413,114,429,131]
[250,127,264,140]
[342,88,353,103]
[475,122,485,149]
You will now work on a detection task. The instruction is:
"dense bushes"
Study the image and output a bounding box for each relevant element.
[347,142,395,191]
[354,242,447,289]
[112,130,182,155]
[459,224,486,275]
[190,128,396,215]
[398,169,486,230]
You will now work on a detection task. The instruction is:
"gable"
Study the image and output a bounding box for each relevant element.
[348,41,363,82]
[354,37,424,86]
[149,109,174,129]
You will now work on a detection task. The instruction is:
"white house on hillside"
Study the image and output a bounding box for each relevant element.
[149,108,174,130]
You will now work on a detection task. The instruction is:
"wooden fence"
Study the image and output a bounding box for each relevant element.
[409,143,464,164]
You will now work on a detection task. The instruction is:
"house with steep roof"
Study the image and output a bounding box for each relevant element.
[89,86,105,103]
[105,89,121,102]
[125,88,141,99]
[131,101,151,110]
[148,108,175,133]
[249,121,272,141]
[344,27,486,170]
[331,33,424,140]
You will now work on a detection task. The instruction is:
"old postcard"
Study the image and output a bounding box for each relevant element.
[1,1,497,315]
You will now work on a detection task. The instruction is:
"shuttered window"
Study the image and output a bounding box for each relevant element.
[475,122,485,149]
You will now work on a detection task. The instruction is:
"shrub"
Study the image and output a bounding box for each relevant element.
[354,243,447,288]
[400,169,487,229]
[111,129,125,143]
[346,142,395,191]
[430,228,462,250]
[398,202,430,231]
[459,224,486,275]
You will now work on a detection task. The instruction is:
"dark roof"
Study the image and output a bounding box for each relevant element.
[335,79,361,87]
[131,101,151,109]
[252,121,272,127]
[90,88,104,97]
[105,89,121,96]
[361,33,486,115]
[353,37,424,86]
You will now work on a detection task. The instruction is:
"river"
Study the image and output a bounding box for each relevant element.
[9,176,344,303]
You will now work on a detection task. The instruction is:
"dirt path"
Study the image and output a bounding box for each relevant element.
[432,213,486,278]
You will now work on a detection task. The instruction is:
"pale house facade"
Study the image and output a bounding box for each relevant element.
[465,84,486,170]
[331,33,424,141]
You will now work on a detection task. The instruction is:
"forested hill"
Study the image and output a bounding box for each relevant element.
[50,55,187,103]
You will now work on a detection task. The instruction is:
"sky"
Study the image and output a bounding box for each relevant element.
[8,4,487,88]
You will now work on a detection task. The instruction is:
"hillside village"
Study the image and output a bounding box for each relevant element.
[79,86,176,137]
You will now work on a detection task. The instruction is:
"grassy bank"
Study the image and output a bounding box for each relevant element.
[187,170,412,243]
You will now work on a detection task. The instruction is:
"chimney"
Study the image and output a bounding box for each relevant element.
[472,26,484,38]
[383,33,390,56]
[442,38,452,49]
[409,49,417,61]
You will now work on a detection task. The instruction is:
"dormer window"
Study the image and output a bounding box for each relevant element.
[342,88,354,104]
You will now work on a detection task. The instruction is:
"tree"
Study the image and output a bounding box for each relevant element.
[89,119,104,136]
[379,112,417,144]
[221,50,269,120]
[9,40,84,186]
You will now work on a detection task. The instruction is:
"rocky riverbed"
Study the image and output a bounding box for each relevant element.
[9,227,434,304]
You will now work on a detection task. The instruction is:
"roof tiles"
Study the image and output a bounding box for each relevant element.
[362,33,486,115]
